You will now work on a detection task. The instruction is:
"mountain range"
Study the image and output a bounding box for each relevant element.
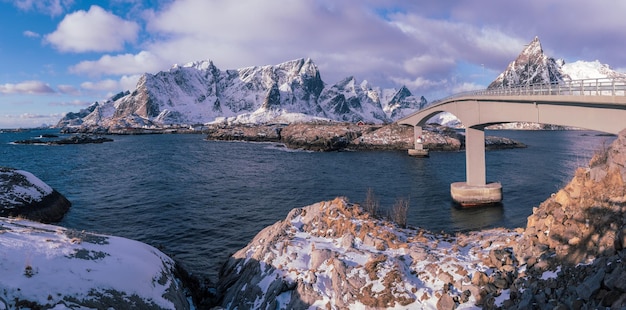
[57,58,426,130]
[57,37,625,130]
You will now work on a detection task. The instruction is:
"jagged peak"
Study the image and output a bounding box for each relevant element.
[519,36,544,59]
[179,60,216,71]
[334,76,357,89]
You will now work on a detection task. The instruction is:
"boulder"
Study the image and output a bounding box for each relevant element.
[0,167,71,222]
[0,217,189,309]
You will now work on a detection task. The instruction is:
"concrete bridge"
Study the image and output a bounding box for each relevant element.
[397,78,626,206]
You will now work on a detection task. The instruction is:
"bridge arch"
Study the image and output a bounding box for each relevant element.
[397,78,626,206]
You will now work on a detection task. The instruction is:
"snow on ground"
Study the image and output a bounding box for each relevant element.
[0,217,188,309]
[0,168,53,208]
[219,197,521,309]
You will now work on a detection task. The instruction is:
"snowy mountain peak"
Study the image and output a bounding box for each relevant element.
[488,36,566,88]
[181,59,216,71]
[57,58,423,129]
[561,60,626,80]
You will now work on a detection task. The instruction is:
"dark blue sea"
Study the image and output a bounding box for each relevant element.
[0,129,614,281]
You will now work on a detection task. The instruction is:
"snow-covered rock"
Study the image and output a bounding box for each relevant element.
[0,167,70,222]
[0,217,190,309]
[57,58,424,130]
[217,197,520,309]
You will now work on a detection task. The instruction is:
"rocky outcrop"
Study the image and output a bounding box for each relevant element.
[217,197,521,309]
[279,122,371,151]
[0,167,70,223]
[0,218,190,309]
[504,129,626,309]
[205,122,525,152]
[13,134,113,145]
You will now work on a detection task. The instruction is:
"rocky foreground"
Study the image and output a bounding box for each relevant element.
[0,167,191,309]
[205,122,525,152]
[214,129,626,309]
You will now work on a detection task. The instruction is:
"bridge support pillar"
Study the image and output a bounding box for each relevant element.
[451,127,502,206]
[408,126,429,157]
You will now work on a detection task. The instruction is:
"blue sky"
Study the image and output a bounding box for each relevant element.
[1,0,625,128]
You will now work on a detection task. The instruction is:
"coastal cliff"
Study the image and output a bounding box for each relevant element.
[214,128,626,309]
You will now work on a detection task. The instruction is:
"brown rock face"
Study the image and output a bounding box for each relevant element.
[506,128,626,309]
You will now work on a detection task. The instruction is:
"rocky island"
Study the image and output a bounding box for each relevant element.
[205,122,526,152]
[13,134,113,145]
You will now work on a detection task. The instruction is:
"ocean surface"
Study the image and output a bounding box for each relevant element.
[0,129,615,281]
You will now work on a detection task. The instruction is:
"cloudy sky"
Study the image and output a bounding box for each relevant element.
[1,0,625,128]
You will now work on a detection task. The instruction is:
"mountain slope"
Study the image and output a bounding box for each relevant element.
[57,58,423,130]
[436,36,626,129]
[488,36,567,88]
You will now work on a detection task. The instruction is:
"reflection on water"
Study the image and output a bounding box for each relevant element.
[450,203,505,232]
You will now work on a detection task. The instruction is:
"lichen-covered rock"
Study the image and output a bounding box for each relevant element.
[217,197,519,309]
[0,218,190,309]
[0,167,71,222]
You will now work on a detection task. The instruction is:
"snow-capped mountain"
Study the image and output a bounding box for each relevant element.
[561,60,626,80]
[489,36,626,89]
[488,36,567,88]
[57,58,424,129]
[434,36,626,128]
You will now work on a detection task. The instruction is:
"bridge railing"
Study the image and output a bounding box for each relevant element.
[431,77,626,105]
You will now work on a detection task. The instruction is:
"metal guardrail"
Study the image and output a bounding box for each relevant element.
[431,78,626,105]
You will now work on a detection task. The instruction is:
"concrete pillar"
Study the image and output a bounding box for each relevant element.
[465,126,486,186]
[414,126,424,149]
[408,126,428,157]
[450,126,501,206]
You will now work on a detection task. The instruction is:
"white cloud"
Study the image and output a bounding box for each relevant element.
[23,30,40,38]
[80,75,141,93]
[70,51,163,76]
[57,84,80,95]
[0,81,55,94]
[49,99,90,107]
[119,75,141,91]
[452,82,484,94]
[44,5,139,53]
[81,79,119,91]
[58,0,626,101]
[8,0,73,16]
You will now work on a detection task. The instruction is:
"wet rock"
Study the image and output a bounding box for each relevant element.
[0,167,71,222]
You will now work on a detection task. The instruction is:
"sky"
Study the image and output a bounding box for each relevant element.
[1,0,625,128]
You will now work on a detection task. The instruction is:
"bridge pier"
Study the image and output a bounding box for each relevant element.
[408,126,429,157]
[451,126,502,206]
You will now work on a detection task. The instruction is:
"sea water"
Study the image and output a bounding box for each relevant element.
[0,129,614,281]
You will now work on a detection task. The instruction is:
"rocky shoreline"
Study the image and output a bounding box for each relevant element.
[206,128,626,309]
[2,127,624,309]
[204,122,526,152]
